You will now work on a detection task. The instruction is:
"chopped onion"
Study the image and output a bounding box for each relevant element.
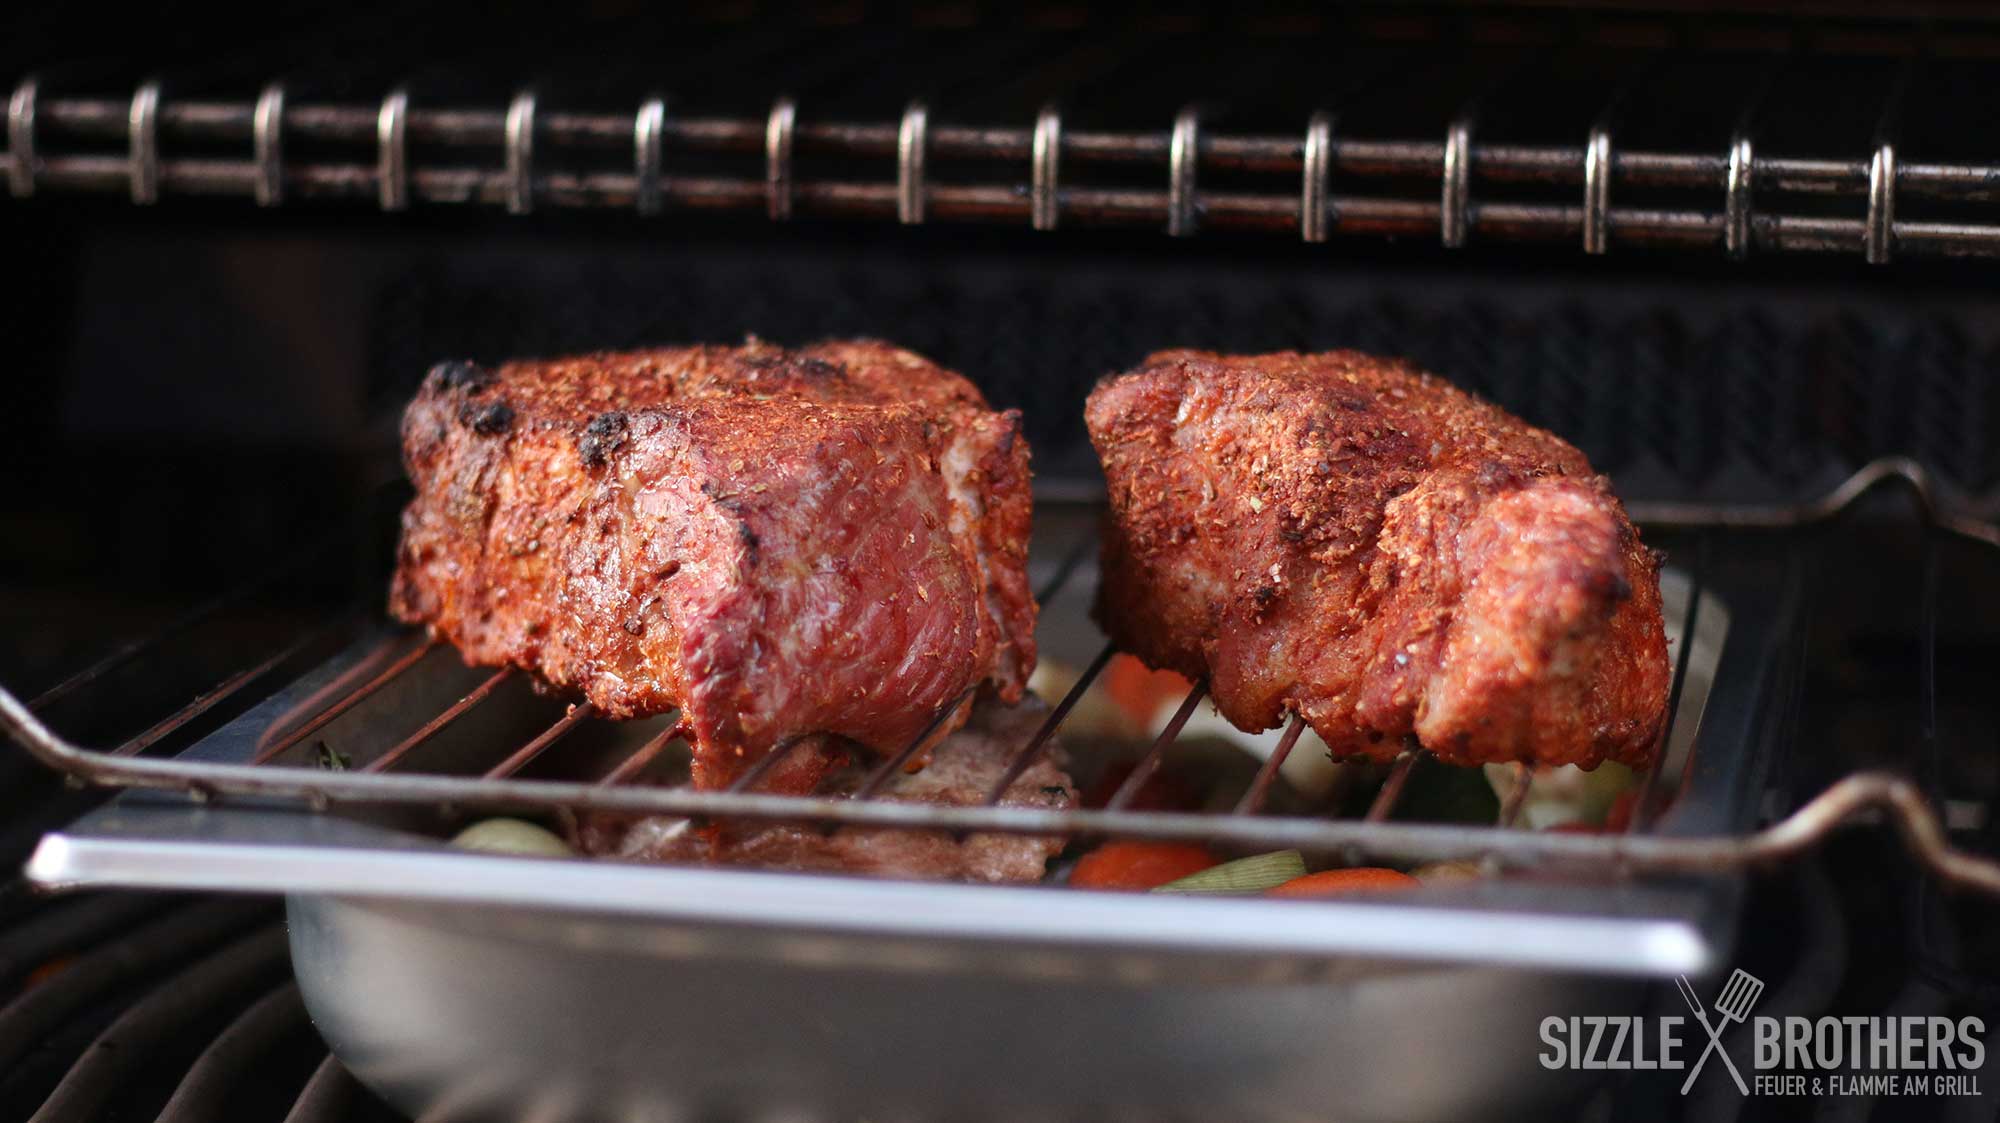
[451,818,573,858]
[1174,709,1345,799]
[1482,760,1634,831]
[1027,659,1142,739]
[1151,850,1307,894]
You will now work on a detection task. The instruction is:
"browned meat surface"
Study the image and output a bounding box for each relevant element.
[1086,350,1669,770]
[391,340,1035,792]
[572,699,1074,883]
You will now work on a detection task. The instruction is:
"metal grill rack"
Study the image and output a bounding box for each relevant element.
[3,458,1999,897]
[10,11,2000,260]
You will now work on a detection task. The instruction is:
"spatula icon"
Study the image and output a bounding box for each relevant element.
[1677,970,1764,1094]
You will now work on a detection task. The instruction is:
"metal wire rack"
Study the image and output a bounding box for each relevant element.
[8,14,2000,262]
[2,457,1998,896]
[0,84,1983,260]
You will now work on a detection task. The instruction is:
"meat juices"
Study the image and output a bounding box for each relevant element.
[391,340,1035,792]
[572,698,1075,883]
[1086,350,1670,771]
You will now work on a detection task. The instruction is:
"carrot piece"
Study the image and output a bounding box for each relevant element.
[1102,656,1194,729]
[1267,868,1420,897]
[1603,790,1640,833]
[1071,841,1220,890]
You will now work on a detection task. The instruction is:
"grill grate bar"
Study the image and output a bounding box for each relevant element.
[599,724,681,788]
[24,926,289,1123]
[282,1054,359,1123]
[11,684,2000,890]
[0,894,179,989]
[1496,764,1534,829]
[970,532,1107,805]
[1906,525,1996,1002]
[1365,749,1424,823]
[852,687,977,802]
[1105,681,1208,812]
[1234,714,1309,816]
[1632,533,1710,832]
[1034,530,1098,606]
[361,666,514,774]
[250,636,434,765]
[13,87,2000,259]
[108,621,341,760]
[153,982,308,1123]
[0,898,272,1075]
[25,534,336,713]
[982,641,1114,806]
[484,701,596,780]
[723,733,816,794]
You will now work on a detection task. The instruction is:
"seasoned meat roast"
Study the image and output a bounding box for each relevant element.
[572,698,1075,883]
[1086,350,1669,771]
[391,340,1035,792]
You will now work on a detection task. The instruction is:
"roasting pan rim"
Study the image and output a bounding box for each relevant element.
[15,553,1736,978]
[25,829,1716,976]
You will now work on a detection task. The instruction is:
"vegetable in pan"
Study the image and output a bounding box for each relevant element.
[452,818,573,858]
[1070,841,1220,890]
[1151,850,1308,894]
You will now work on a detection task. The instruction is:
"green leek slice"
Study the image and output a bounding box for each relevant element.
[1151,850,1307,894]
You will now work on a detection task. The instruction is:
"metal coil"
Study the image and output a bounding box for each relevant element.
[376,88,409,212]
[1301,111,1332,244]
[1031,103,1061,231]
[2,81,1997,260]
[504,89,536,216]
[252,84,284,207]
[633,96,665,217]
[128,80,160,205]
[897,100,928,225]
[765,96,795,222]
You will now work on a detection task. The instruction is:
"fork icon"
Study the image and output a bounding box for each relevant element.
[1677,970,1764,1095]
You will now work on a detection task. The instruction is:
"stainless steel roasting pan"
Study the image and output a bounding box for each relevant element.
[18,536,1746,1122]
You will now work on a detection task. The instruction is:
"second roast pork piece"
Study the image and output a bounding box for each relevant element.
[1086,350,1669,771]
[391,340,1034,792]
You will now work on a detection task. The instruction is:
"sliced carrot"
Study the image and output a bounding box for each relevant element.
[1071,841,1220,891]
[1603,790,1640,833]
[1267,868,1420,897]
[1102,656,1194,730]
